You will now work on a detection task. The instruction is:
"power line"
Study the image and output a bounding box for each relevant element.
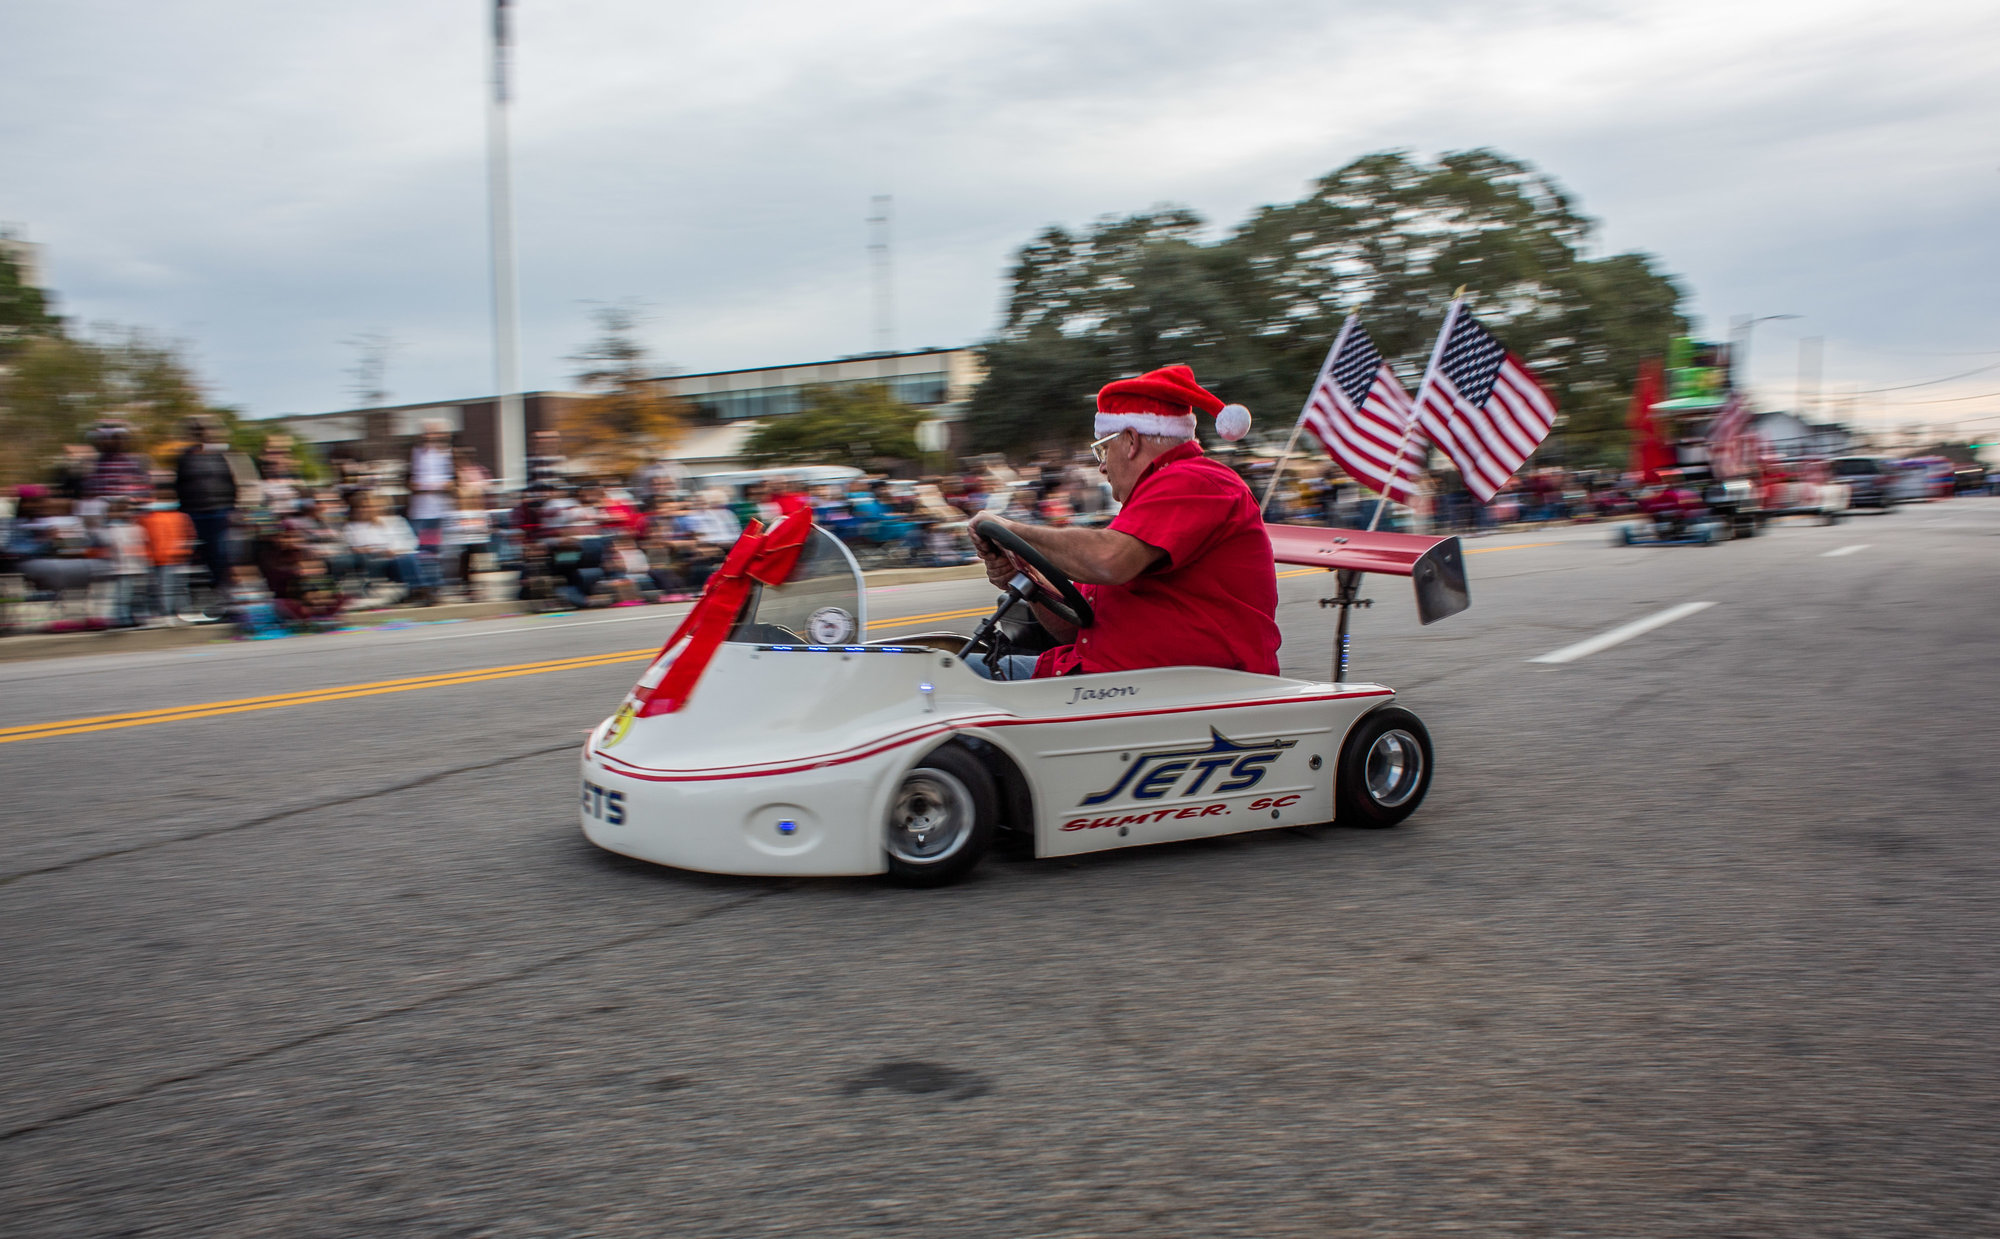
[1880,388,2000,406]
[1844,361,2000,394]
[1823,343,2000,359]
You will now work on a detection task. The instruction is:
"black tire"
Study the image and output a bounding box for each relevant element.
[885,745,997,886]
[1337,706,1434,829]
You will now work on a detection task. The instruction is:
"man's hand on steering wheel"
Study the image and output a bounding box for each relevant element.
[965,513,1094,630]
[969,512,1016,591]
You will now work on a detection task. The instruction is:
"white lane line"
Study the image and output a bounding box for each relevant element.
[1529,601,1716,665]
[1821,544,1871,558]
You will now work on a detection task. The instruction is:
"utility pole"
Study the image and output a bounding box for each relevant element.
[344,332,399,407]
[487,0,526,486]
[867,195,895,363]
[1797,336,1822,419]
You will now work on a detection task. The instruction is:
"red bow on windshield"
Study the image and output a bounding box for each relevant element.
[636,507,815,716]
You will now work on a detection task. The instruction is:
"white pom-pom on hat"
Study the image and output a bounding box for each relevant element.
[1214,403,1252,441]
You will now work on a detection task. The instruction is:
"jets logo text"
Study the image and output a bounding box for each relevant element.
[1079,728,1297,807]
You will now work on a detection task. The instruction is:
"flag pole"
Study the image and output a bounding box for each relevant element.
[1259,313,1357,515]
[1367,290,1464,532]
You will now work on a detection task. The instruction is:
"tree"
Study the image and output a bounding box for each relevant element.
[1,240,249,486]
[560,303,685,473]
[742,384,922,470]
[0,236,60,355]
[968,150,1689,468]
[0,326,235,487]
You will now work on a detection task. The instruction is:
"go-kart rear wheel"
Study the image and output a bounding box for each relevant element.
[1338,706,1433,829]
[885,745,997,886]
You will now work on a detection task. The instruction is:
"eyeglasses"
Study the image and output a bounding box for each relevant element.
[1090,430,1124,465]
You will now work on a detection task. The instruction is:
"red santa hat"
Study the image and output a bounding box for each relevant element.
[1095,364,1251,442]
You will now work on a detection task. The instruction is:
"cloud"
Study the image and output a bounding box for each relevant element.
[3,0,1995,425]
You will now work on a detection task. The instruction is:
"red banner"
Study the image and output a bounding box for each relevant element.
[636,508,815,717]
[1627,359,1674,484]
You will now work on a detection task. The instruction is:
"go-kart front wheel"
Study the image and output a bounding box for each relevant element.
[1338,706,1434,829]
[885,745,997,886]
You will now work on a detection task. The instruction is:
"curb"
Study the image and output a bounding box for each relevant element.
[0,563,988,665]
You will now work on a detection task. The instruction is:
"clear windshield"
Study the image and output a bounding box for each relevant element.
[727,525,868,646]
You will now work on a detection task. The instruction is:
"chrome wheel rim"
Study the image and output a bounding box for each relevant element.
[887,768,975,865]
[1364,729,1424,808]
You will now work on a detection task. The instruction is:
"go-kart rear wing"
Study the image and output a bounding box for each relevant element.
[1265,524,1470,681]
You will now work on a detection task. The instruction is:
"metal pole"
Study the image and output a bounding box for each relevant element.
[1799,336,1822,418]
[1260,314,1355,516]
[487,0,526,487]
[1368,295,1462,532]
[1333,570,1360,682]
[868,195,895,359]
[1729,313,1799,407]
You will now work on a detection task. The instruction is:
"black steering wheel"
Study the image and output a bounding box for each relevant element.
[968,517,1095,631]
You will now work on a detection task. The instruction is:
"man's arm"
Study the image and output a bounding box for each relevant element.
[968,512,1162,586]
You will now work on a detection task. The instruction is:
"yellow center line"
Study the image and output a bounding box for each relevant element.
[867,605,990,628]
[9,543,1561,743]
[0,649,660,738]
[1,650,658,744]
[1468,541,1560,554]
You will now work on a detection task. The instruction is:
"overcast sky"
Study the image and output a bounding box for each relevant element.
[4,0,1996,433]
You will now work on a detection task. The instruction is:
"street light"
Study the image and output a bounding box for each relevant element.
[1729,313,1801,399]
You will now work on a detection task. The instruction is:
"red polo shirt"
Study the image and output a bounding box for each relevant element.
[1035,441,1280,677]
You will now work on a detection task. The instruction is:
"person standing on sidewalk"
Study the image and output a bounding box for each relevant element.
[138,483,196,624]
[405,420,454,603]
[98,498,151,627]
[174,417,240,597]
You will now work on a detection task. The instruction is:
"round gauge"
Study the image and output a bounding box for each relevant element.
[807,606,856,645]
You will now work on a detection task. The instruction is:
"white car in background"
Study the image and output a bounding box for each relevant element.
[580,518,1468,885]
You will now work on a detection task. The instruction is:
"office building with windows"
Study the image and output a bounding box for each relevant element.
[658,347,978,422]
[265,347,984,482]
[651,347,982,471]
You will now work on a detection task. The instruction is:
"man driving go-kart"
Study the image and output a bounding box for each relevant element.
[581,363,1467,883]
[966,365,1281,680]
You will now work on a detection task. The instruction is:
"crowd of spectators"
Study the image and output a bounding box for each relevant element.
[19,415,1953,640]
[2,416,508,635]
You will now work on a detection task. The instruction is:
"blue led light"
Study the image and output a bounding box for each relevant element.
[919,682,934,693]
[776,819,798,835]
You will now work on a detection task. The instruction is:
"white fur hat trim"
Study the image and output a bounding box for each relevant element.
[1094,410,1198,440]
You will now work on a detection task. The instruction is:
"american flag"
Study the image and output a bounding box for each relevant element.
[1706,391,1759,479]
[1412,304,1558,504]
[1299,316,1426,503]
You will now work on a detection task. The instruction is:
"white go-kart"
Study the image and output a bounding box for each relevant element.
[580,517,1469,885]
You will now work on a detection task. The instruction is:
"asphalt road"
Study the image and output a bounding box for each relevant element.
[4,500,1997,1237]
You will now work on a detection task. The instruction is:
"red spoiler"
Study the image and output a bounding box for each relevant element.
[1264,524,1470,626]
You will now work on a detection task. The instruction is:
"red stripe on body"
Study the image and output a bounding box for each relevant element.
[590,689,1394,783]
